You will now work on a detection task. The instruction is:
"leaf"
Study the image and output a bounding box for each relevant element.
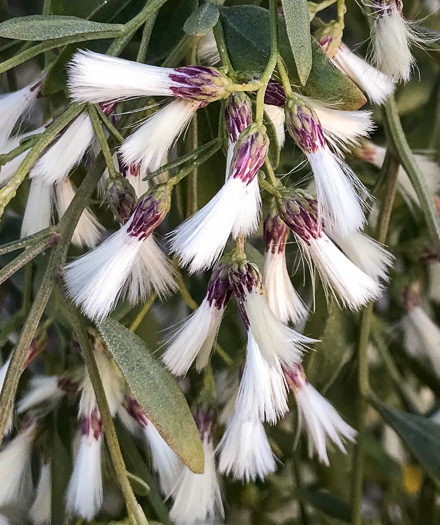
[184,3,220,36]
[304,489,351,521]
[98,317,204,474]
[0,15,123,41]
[219,5,366,110]
[373,399,440,480]
[281,0,313,85]
[264,109,280,169]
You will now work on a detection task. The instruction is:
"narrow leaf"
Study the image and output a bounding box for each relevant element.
[184,3,220,36]
[281,0,313,85]
[98,317,204,474]
[0,15,123,41]
[304,489,351,521]
[373,398,440,480]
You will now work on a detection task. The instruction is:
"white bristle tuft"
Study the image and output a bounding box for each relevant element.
[264,104,286,148]
[0,83,40,145]
[30,462,51,525]
[21,179,54,238]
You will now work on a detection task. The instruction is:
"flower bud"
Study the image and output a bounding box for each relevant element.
[225,92,252,143]
[106,173,137,224]
[230,123,269,184]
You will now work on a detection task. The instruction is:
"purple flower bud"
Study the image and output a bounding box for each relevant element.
[278,193,321,245]
[81,408,103,440]
[106,174,137,224]
[284,364,307,393]
[264,80,286,107]
[264,211,289,254]
[58,377,80,394]
[194,404,216,437]
[206,264,233,310]
[230,123,269,185]
[225,93,252,142]
[227,261,262,328]
[169,66,232,102]
[125,395,149,427]
[99,101,119,116]
[285,96,326,154]
[127,184,171,241]
[371,0,402,17]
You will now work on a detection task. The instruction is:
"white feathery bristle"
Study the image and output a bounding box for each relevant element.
[30,113,94,185]
[370,9,415,82]
[66,433,103,520]
[21,179,54,238]
[217,410,276,482]
[162,298,224,376]
[403,306,440,376]
[64,219,143,321]
[169,177,249,273]
[429,261,440,303]
[198,31,220,65]
[308,146,369,236]
[17,376,64,414]
[170,436,223,525]
[329,230,394,281]
[332,43,394,105]
[310,100,375,153]
[294,379,356,465]
[298,233,382,310]
[0,83,40,145]
[69,50,176,103]
[231,174,261,238]
[123,235,176,305]
[144,421,183,497]
[264,249,307,324]
[235,331,288,424]
[0,425,34,507]
[264,104,286,148]
[244,289,311,365]
[55,178,103,248]
[120,99,199,176]
[30,461,51,525]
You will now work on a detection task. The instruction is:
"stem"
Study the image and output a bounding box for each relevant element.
[264,157,278,186]
[0,227,55,256]
[350,152,400,525]
[0,134,41,166]
[129,293,157,332]
[186,101,198,216]
[95,105,125,144]
[136,10,159,63]
[277,57,293,97]
[258,174,282,198]
[213,23,236,79]
[60,294,148,525]
[89,104,118,180]
[337,0,346,30]
[255,0,279,125]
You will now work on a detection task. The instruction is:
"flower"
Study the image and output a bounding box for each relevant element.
[279,193,382,309]
[64,184,173,321]
[264,208,307,324]
[285,95,369,236]
[21,179,54,238]
[30,460,51,525]
[264,103,286,148]
[69,50,232,104]
[285,365,356,465]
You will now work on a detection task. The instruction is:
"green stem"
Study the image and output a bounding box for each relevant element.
[255,0,279,125]
[129,293,157,332]
[0,134,42,166]
[60,294,148,525]
[213,23,236,79]
[186,99,198,216]
[89,104,118,180]
[95,104,125,144]
[277,57,293,96]
[0,227,55,256]
[136,10,158,63]
[383,96,440,256]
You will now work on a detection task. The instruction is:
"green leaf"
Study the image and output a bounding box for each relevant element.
[281,0,313,85]
[304,489,351,521]
[372,399,440,480]
[98,317,204,474]
[264,109,280,170]
[0,15,123,41]
[184,3,220,36]
[219,5,366,110]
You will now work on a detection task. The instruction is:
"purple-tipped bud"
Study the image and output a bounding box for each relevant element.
[81,408,103,440]
[371,0,402,17]
[127,184,171,241]
[264,80,286,107]
[206,264,234,310]
[194,404,216,438]
[125,395,148,427]
[278,192,321,245]
[284,363,307,393]
[106,173,137,224]
[228,260,262,328]
[24,332,47,368]
[285,96,326,154]
[230,123,269,184]
[225,93,252,142]
[169,66,232,102]
[313,22,342,58]
[58,377,80,394]
[99,101,118,116]
[264,210,289,255]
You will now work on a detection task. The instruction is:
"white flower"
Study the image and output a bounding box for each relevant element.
[30,112,95,185]
[235,331,288,424]
[17,375,65,414]
[217,410,276,482]
[0,80,42,146]
[170,432,223,525]
[0,424,35,507]
[286,366,356,465]
[329,230,394,281]
[331,43,394,105]
[120,99,200,176]
[370,0,419,82]
[428,260,440,303]
[198,31,220,66]
[55,178,103,248]
[264,104,286,148]
[163,297,225,376]
[21,179,54,238]
[30,461,51,525]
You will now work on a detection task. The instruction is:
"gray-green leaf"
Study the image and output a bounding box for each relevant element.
[281,0,313,85]
[184,3,220,36]
[99,317,204,474]
[0,15,123,41]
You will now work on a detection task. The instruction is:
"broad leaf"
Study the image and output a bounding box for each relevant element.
[0,15,123,41]
[281,0,313,85]
[184,3,220,36]
[219,5,366,110]
[99,317,204,474]
[373,399,440,480]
